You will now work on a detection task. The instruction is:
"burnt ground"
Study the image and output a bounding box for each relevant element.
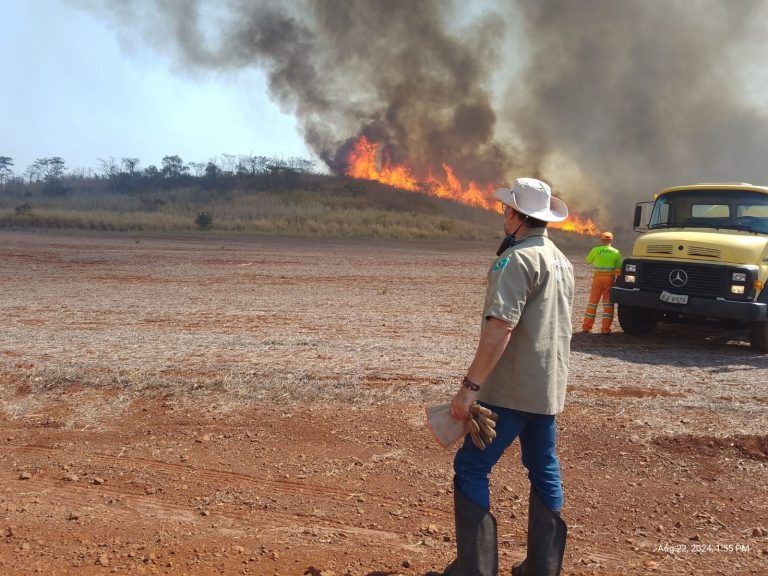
[0,230,766,575]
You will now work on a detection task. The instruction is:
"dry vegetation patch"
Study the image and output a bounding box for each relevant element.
[655,434,768,461]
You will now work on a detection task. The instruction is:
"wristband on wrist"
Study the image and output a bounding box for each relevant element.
[462,376,480,391]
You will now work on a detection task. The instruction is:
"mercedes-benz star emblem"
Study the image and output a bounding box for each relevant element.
[669,269,688,287]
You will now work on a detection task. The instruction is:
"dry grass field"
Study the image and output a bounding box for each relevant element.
[0,230,766,575]
[0,177,513,241]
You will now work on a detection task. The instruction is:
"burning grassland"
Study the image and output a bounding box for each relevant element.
[345,135,601,235]
[0,172,602,244]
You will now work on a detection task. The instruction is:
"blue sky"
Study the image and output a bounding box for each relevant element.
[0,0,311,174]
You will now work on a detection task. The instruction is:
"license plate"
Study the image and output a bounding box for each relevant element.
[660,291,688,304]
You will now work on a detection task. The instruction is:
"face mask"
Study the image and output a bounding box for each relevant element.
[496,234,516,256]
[495,216,528,256]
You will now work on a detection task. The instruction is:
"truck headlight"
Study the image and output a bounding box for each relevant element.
[625,275,637,284]
[731,285,745,295]
[732,272,747,282]
[625,264,637,273]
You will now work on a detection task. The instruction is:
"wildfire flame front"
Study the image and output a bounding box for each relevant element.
[346,136,600,235]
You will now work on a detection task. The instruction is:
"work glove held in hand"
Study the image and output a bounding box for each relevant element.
[467,403,499,450]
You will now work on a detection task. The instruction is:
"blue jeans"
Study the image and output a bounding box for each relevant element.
[453,404,563,513]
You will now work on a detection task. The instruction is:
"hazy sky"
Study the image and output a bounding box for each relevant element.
[0,0,310,174]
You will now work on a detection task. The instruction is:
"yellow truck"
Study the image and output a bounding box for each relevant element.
[611,183,768,351]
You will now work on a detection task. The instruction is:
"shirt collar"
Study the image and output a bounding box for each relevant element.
[517,227,548,241]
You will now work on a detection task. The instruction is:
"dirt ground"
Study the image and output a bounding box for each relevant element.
[0,230,766,576]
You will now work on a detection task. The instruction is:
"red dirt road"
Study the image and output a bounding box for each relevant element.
[0,231,766,575]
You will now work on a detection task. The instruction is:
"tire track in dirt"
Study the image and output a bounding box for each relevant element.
[12,444,452,519]
[8,473,414,547]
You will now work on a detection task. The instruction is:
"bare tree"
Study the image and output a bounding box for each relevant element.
[219,154,238,175]
[98,157,120,180]
[188,162,206,177]
[70,167,94,180]
[289,157,315,174]
[24,164,41,183]
[237,154,269,176]
[235,156,249,176]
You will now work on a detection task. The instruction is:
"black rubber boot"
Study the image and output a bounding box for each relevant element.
[511,488,567,576]
[439,478,498,576]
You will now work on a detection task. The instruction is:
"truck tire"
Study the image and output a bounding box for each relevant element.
[617,304,658,335]
[748,321,768,352]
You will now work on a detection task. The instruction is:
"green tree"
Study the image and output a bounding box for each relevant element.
[27,157,67,183]
[25,157,68,195]
[121,157,140,175]
[27,156,66,182]
[44,157,66,181]
[0,156,13,184]
[161,155,189,179]
[143,165,160,179]
[204,162,221,179]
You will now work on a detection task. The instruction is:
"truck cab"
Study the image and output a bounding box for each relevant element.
[611,183,768,351]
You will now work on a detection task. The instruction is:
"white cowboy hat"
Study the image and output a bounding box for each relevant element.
[493,177,568,223]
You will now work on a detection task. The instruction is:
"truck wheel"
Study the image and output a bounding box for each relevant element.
[748,321,768,352]
[617,304,658,335]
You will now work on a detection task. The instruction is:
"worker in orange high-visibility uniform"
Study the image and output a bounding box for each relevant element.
[582,231,622,334]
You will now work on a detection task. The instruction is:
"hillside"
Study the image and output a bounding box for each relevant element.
[0,173,595,248]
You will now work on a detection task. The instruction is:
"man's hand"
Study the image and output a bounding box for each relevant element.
[450,385,477,420]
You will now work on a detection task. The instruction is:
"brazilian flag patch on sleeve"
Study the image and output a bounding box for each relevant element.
[492,257,509,272]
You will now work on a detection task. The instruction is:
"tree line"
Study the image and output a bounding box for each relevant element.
[0,154,318,195]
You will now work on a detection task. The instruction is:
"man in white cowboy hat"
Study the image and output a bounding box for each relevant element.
[438,177,574,576]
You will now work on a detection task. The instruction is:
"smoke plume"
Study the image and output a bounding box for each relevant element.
[76,0,768,222]
[506,0,768,220]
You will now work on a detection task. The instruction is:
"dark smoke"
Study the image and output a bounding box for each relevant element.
[76,0,768,222]
[505,0,768,219]
[77,0,512,184]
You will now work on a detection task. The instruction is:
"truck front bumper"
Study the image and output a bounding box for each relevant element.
[610,287,768,322]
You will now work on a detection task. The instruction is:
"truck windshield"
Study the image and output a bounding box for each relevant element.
[648,189,768,234]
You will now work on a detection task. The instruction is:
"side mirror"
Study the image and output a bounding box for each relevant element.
[633,202,652,232]
[633,205,643,229]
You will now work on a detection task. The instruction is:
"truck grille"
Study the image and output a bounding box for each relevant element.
[638,262,726,297]
[687,246,722,258]
[646,244,674,254]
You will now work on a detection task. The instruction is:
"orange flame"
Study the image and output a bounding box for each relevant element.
[345,136,601,235]
[346,136,419,191]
